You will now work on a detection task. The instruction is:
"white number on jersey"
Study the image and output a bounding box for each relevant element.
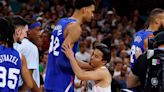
[49,35,60,56]
[130,45,142,63]
[0,66,20,89]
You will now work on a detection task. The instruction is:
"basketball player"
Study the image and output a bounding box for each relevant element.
[130,8,164,68]
[62,43,112,92]
[0,18,32,92]
[12,17,40,92]
[44,0,96,91]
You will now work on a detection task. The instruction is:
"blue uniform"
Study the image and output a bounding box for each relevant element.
[44,18,78,92]
[130,30,153,68]
[0,45,21,92]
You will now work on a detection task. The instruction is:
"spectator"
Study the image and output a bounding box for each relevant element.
[0,17,33,92]
[13,16,40,92]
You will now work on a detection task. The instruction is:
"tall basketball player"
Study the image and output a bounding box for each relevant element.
[44,0,96,91]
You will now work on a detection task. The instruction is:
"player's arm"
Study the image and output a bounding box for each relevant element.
[26,48,40,92]
[29,69,40,92]
[127,72,141,88]
[77,60,93,70]
[63,23,82,49]
[62,44,106,81]
[144,38,149,50]
[144,34,154,50]
[19,55,33,91]
[63,23,93,69]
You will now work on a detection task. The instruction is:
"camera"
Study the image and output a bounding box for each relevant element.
[148,30,164,49]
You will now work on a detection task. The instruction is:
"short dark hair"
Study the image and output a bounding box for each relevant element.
[74,0,96,9]
[95,43,111,63]
[0,17,15,48]
[11,15,29,28]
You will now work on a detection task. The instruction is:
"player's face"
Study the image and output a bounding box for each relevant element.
[90,49,103,68]
[15,25,28,42]
[19,25,28,40]
[84,5,95,22]
[28,27,41,44]
[158,13,164,30]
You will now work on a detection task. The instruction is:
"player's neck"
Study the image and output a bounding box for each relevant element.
[71,10,83,25]
[13,34,17,43]
[147,24,159,32]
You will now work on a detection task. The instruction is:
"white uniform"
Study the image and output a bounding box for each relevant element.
[93,67,111,92]
[14,38,40,87]
[93,85,111,92]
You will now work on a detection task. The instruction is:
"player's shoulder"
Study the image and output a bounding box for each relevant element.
[67,21,80,28]
[136,29,145,35]
[66,22,81,32]
[96,66,110,76]
[58,17,77,24]
[21,38,31,45]
[21,38,37,50]
[135,29,152,39]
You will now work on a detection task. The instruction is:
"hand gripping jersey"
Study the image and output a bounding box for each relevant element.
[44,18,79,92]
[130,30,153,68]
[0,45,21,92]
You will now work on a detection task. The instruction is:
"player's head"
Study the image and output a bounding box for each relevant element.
[90,43,111,68]
[27,18,41,44]
[145,8,164,30]
[74,0,96,22]
[8,15,29,43]
[0,17,15,48]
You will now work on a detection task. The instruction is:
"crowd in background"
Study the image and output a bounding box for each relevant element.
[0,0,163,92]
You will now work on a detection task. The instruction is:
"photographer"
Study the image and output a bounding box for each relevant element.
[127,31,164,92]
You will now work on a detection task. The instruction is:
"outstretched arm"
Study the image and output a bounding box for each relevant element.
[62,44,105,81]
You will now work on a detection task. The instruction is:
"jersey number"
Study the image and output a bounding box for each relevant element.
[0,66,20,89]
[130,45,142,63]
[49,35,60,56]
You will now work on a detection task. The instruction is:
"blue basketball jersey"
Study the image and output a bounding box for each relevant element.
[0,45,21,92]
[44,18,79,91]
[130,29,153,68]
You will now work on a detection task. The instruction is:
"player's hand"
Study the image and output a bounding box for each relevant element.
[62,43,74,60]
[135,47,142,59]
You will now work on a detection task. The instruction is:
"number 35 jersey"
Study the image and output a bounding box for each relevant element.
[130,30,153,68]
[0,45,21,92]
[45,18,78,91]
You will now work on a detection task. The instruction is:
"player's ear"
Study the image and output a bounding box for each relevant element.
[155,18,160,25]
[81,7,87,14]
[15,27,21,36]
[102,60,107,65]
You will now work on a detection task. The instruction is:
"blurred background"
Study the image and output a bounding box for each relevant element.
[1,0,163,92]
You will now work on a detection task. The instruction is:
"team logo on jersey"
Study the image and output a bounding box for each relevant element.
[134,36,142,43]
